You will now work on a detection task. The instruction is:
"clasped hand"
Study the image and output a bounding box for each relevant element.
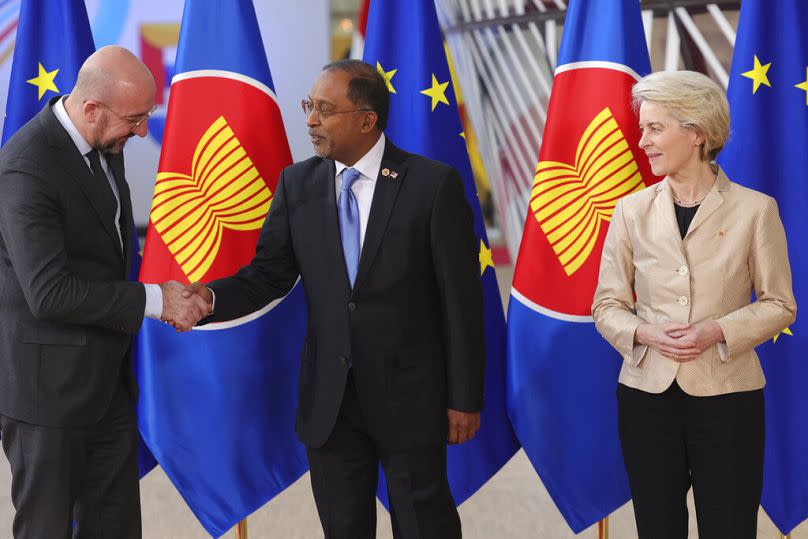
[635,320,725,362]
[159,281,214,332]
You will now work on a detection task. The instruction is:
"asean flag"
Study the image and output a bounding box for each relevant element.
[136,1,308,536]
[505,0,659,532]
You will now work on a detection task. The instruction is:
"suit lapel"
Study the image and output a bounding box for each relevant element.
[683,170,728,239]
[352,143,406,295]
[40,100,123,258]
[652,179,685,252]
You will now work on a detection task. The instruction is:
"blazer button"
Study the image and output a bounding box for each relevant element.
[678,265,688,276]
[339,356,351,367]
[678,296,689,306]
[348,302,357,312]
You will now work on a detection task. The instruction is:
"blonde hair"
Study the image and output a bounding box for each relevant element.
[632,70,729,162]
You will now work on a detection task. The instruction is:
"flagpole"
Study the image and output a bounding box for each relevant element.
[597,516,609,539]
[235,519,248,539]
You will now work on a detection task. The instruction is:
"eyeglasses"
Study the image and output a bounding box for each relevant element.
[89,100,157,132]
[301,99,369,119]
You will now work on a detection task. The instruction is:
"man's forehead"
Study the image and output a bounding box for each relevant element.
[311,70,350,97]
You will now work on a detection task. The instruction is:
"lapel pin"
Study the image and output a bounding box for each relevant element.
[390,170,398,179]
[381,168,390,177]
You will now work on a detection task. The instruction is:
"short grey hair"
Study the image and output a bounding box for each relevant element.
[632,70,730,162]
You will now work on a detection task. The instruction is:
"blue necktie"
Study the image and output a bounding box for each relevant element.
[338,167,361,287]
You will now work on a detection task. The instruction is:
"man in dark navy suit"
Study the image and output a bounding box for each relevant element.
[185,60,486,538]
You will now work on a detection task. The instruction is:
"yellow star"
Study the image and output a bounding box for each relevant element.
[460,131,466,139]
[420,74,450,111]
[376,62,397,94]
[795,67,808,106]
[26,62,60,100]
[741,55,772,94]
[773,326,793,344]
[479,239,494,275]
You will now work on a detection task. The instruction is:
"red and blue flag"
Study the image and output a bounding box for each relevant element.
[506,0,657,531]
[136,1,308,535]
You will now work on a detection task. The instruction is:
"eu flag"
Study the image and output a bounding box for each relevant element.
[506,0,656,532]
[1,0,94,144]
[362,0,519,506]
[136,0,308,535]
[719,0,808,533]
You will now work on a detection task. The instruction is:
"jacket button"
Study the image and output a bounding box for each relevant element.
[339,356,350,367]
[678,296,688,306]
[348,302,357,312]
[678,265,688,276]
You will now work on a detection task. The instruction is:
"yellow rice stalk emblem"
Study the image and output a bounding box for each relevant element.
[531,107,644,276]
[150,116,272,281]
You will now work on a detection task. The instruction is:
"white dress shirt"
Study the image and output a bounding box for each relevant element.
[52,96,163,319]
[334,133,386,250]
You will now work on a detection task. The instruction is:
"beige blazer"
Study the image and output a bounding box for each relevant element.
[592,167,796,396]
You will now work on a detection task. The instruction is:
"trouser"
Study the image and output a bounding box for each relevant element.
[306,371,460,539]
[617,381,764,539]
[0,382,141,539]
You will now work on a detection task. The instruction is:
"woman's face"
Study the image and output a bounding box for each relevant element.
[638,101,703,178]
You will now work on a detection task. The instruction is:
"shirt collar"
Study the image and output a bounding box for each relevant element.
[52,96,93,157]
[334,133,386,181]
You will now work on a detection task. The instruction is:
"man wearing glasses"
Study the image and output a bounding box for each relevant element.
[0,46,208,538]
[184,59,485,538]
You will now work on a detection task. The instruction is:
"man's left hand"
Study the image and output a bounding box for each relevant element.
[447,409,481,445]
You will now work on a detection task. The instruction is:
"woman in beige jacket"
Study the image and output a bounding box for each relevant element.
[592,70,796,539]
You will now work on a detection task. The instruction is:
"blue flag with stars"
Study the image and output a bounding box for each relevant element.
[363,0,519,507]
[1,0,94,145]
[719,0,808,533]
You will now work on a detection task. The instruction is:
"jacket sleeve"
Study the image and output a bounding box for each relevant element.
[206,166,300,322]
[592,198,647,365]
[430,168,485,412]
[0,159,145,333]
[714,196,797,360]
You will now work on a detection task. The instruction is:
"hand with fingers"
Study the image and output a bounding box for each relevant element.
[635,321,724,362]
[159,280,212,332]
[446,409,481,445]
[182,281,213,304]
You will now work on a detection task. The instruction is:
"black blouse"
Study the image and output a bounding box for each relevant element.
[674,203,700,238]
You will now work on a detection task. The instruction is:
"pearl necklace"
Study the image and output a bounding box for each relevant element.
[672,192,708,207]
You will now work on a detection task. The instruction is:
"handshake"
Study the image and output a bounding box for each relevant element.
[158,281,214,332]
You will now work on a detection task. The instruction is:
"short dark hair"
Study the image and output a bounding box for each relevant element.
[323,59,389,131]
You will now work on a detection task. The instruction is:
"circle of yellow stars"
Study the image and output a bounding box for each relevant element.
[27,62,60,100]
[742,54,808,105]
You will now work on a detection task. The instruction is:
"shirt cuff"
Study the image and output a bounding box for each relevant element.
[208,287,216,314]
[144,283,163,319]
[717,341,729,362]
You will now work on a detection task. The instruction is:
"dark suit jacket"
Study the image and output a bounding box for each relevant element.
[0,97,146,427]
[207,140,485,450]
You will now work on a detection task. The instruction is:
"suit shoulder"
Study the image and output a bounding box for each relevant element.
[618,182,658,210]
[400,152,455,178]
[283,155,326,177]
[724,178,774,206]
[0,117,48,171]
